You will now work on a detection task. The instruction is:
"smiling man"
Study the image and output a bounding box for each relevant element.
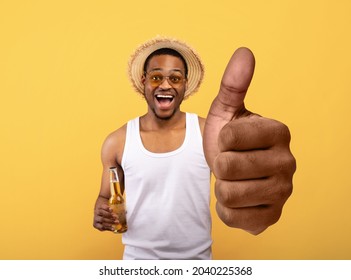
[142,48,188,120]
[93,37,296,260]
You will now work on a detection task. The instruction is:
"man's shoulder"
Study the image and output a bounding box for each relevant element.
[106,115,141,141]
[103,121,129,147]
[101,122,128,165]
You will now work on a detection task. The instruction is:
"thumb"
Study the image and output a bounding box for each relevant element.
[203,47,255,170]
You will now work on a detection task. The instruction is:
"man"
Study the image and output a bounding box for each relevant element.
[93,36,296,259]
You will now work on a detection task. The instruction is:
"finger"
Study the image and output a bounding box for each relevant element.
[216,47,255,118]
[212,47,255,119]
[93,222,105,231]
[94,216,119,231]
[99,203,112,212]
[219,116,291,152]
[216,202,282,234]
[215,177,292,208]
[96,207,114,219]
[93,218,111,231]
[94,207,118,226]
[95,222,114,231]
[213,150,279,180]
[95,214,118,224]
[204,47,255,169]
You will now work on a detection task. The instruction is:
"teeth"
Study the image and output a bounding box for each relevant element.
[156,95,173,99]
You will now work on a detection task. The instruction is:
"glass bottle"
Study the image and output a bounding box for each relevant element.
[109,167,127,233]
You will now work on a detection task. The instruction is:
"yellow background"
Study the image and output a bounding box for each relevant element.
[1,0,350,260]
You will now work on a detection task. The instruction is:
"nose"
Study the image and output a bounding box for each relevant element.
[158,77,172,89]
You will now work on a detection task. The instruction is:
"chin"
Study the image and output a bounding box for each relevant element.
[153,109,176,120]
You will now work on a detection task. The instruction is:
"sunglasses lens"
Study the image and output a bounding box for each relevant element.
[149,74,163,87]
[168,75,182,84]
[147,72,184,87]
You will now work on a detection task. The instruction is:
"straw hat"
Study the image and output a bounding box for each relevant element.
[128,36,204,98]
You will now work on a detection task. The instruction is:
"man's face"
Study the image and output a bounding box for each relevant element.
[142,54,187,120]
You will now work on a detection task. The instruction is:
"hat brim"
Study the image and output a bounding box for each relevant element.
[128,36,204,98]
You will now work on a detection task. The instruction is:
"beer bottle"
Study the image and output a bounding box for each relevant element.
[109,167,127,233]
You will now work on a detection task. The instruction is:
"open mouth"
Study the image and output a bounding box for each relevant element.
[155,94,174,105]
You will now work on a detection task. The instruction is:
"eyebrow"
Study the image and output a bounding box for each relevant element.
[147,68,184,74]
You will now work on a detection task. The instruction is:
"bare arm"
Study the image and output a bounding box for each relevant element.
[93,125,126,231]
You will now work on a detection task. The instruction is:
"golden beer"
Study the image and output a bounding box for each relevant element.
[109,167,127,233]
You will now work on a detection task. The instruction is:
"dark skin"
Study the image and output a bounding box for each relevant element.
[203,48,295,234]
[93,49,296,235]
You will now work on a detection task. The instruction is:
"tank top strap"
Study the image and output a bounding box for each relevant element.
[187,112,201,134]
[121,117,140,168]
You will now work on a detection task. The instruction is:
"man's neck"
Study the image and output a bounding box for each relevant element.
[140,111,186,131]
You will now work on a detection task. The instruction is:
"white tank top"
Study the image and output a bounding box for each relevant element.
[121,113,212,259]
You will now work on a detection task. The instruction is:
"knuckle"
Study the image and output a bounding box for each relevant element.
[270,176,293,203]
[95,215,102,223]
[288,155,297,174]
[266,206,283,226]
[277,152,296,175]
[273,121,291,142]
[213,152,236,179]
[215,180,238,206]
[216,202,236,227]
[93,221,102,231]
[250,206,282,233]
[281,181,293,201]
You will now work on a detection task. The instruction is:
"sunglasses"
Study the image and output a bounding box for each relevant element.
[145,71,186,87]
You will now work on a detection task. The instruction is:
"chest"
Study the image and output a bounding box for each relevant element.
[140,128,186,153]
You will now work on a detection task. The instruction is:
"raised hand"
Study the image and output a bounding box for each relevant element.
[203,48,296,234]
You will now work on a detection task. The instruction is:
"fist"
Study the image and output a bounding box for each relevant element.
[203,48,296,234]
